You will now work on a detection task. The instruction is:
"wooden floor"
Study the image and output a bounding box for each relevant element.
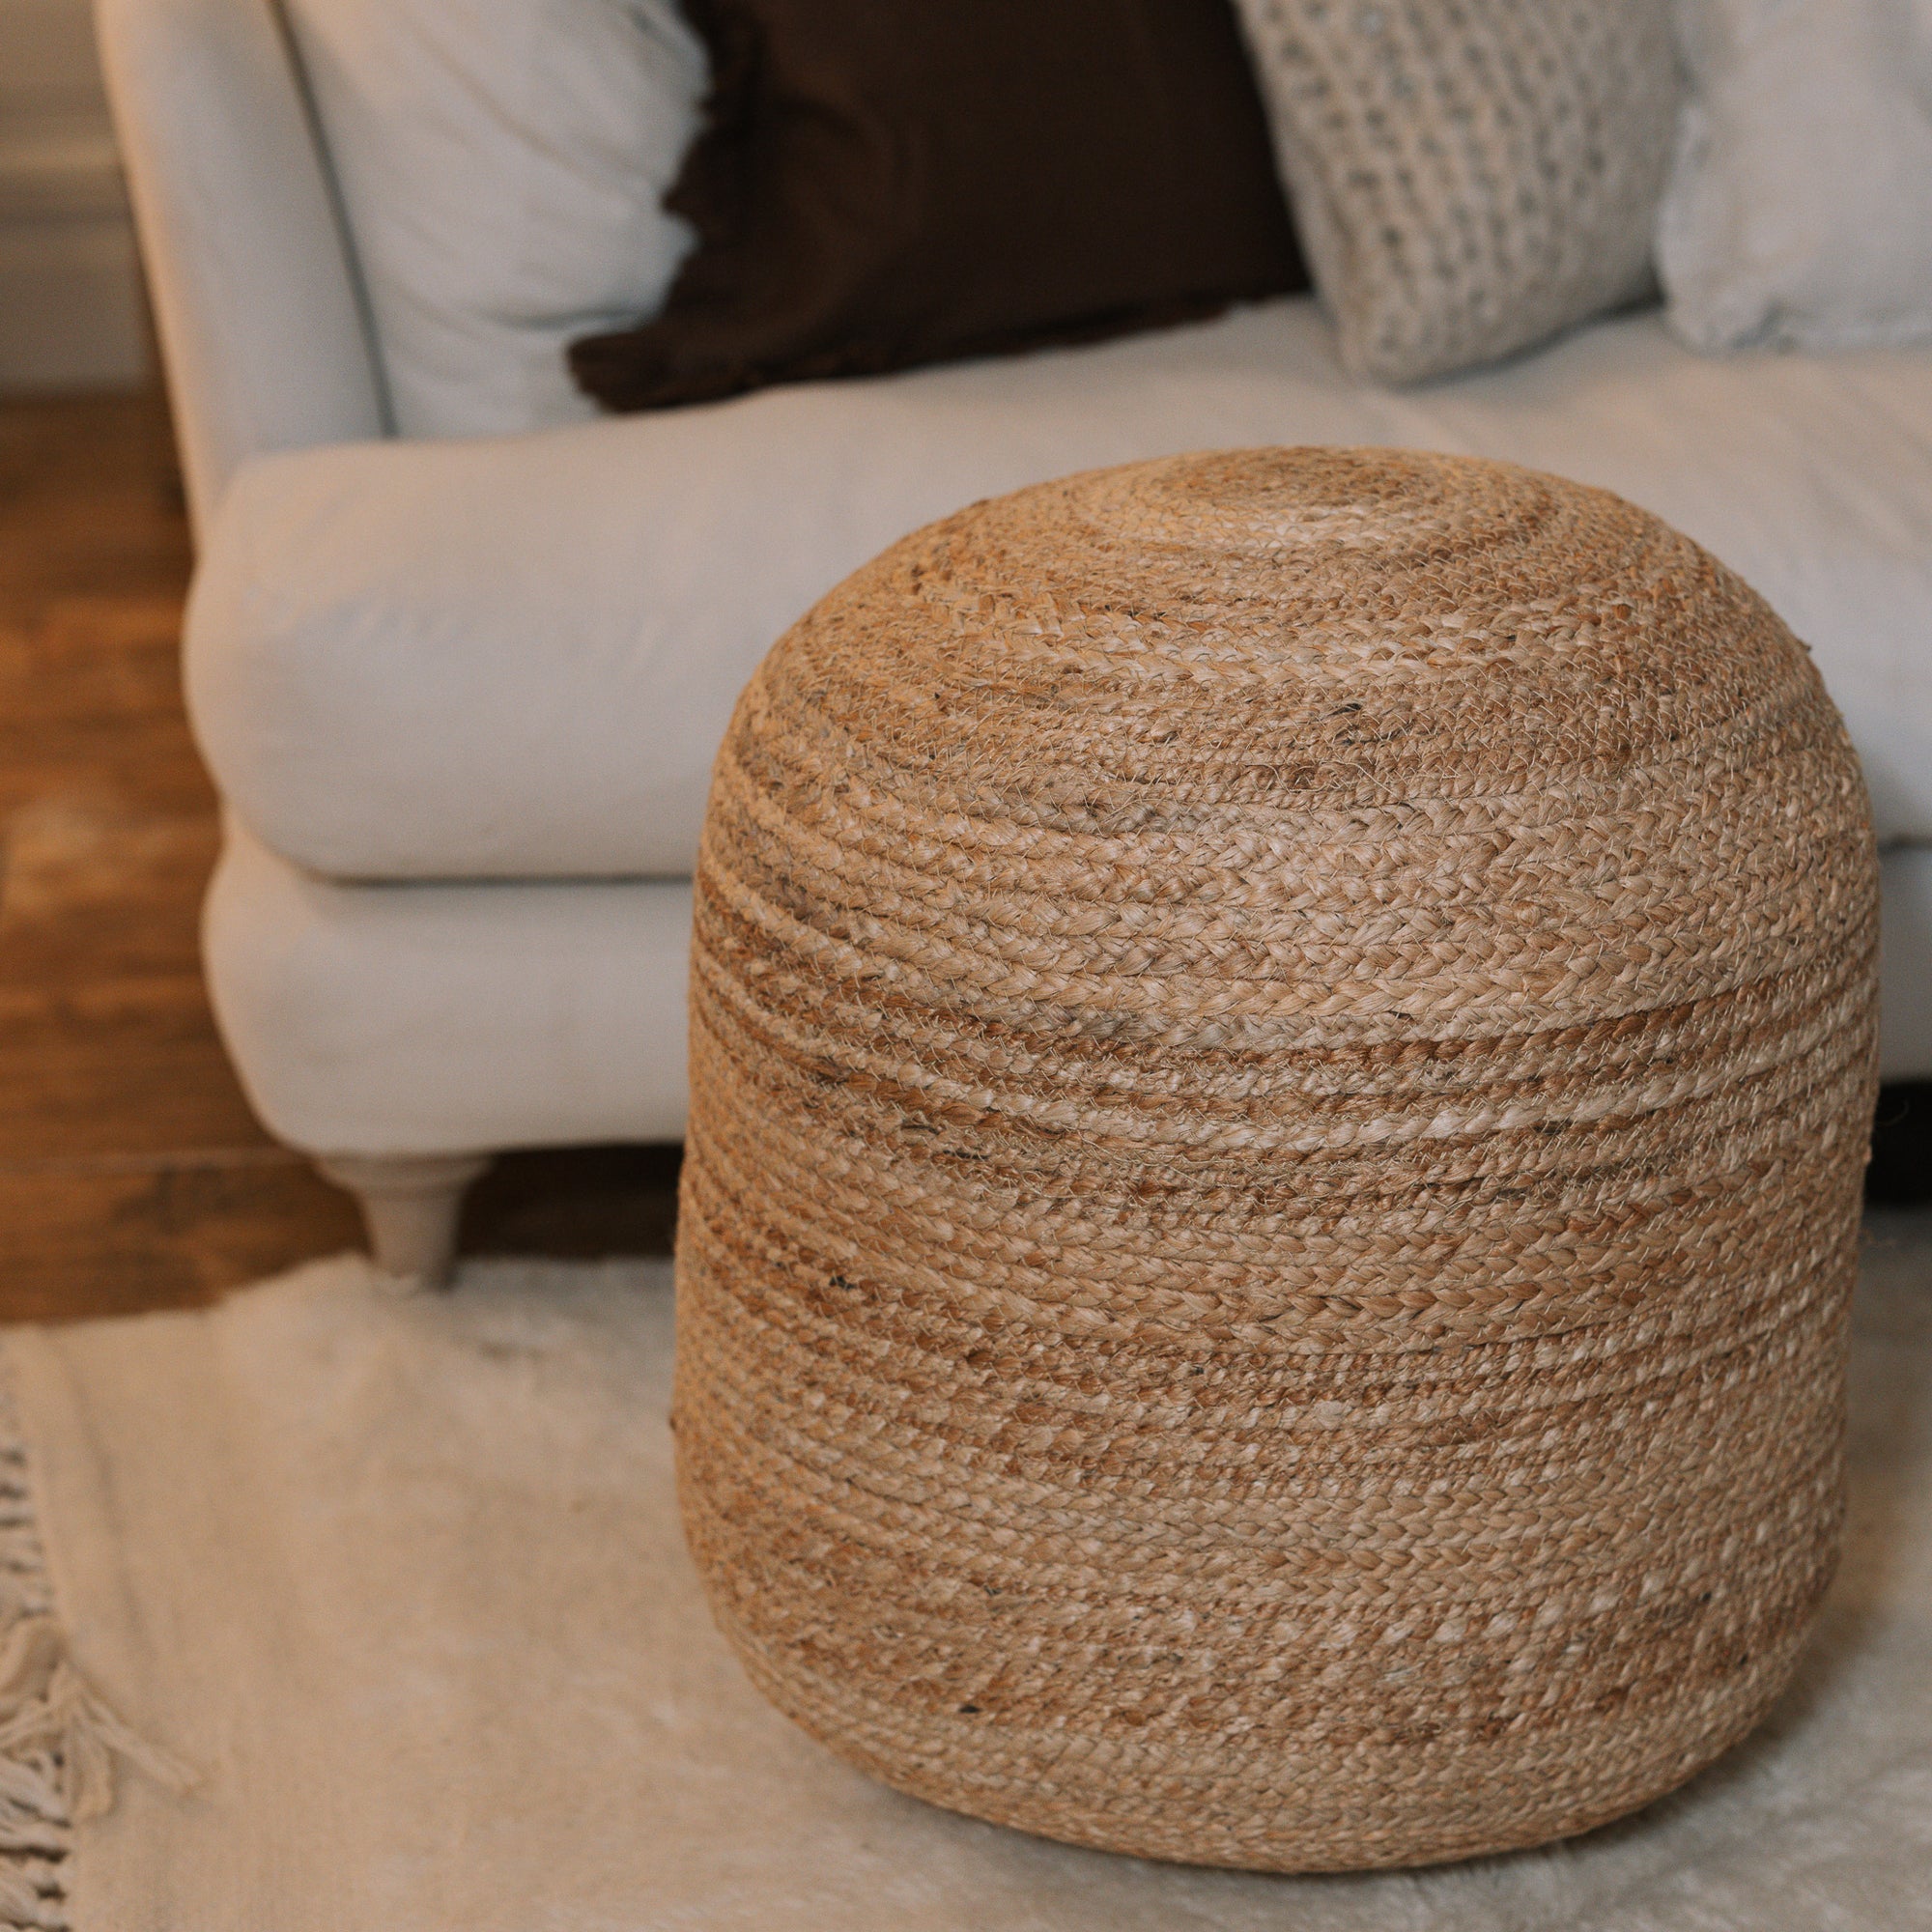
[0,390,676,1323]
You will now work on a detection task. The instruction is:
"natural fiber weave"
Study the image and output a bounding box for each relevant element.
[673,447,1879,1872]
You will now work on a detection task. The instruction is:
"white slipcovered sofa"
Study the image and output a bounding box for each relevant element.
[102,0,1932,1278]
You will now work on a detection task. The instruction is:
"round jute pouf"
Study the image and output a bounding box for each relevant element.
[672,447,1879,1872]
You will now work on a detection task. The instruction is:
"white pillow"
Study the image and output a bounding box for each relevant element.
[1658,0,1932,353]
[282,0,707,439]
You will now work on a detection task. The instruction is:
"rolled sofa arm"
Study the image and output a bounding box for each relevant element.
[96,0,388,536]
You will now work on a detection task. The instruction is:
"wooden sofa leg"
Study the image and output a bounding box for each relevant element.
[316,1152,494,1290]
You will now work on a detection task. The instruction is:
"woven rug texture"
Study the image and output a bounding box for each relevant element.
[1,1220,1928,1930]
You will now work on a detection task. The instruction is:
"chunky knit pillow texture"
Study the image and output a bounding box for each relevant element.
[1232,0,1681,384]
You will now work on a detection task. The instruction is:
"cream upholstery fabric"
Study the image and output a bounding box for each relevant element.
[1659,0,1932,355]
[187,297,1932,881]
[1232,0,1679,384]
[279,0,707,439]
[94,0,387,534]
[204,823,692,1155]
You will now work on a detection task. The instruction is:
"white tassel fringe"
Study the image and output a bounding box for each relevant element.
[0,1383,195,1929]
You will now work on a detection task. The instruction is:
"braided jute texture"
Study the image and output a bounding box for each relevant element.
[673,447,1879,1872]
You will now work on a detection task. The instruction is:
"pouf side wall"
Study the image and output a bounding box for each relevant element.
[671,446,1880,1871]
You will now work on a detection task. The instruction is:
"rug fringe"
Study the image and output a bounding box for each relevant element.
[0,1374,196,1930]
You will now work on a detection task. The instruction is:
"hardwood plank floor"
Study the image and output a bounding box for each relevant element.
[0,390,675,1322]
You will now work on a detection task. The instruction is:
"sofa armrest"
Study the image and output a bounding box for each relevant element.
[183,382,1037,882]
[184,413,805,882]
[97,0,388,536]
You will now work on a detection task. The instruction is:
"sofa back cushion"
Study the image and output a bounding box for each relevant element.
[1658,0,1932,354]
[282,0,706,438]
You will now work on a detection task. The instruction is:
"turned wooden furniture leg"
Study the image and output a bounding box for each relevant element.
[316,1152,494,1290]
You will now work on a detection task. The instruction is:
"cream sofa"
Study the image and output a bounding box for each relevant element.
[101,0,1932,1278]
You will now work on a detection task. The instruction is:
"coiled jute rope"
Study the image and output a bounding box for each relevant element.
[673,447,1879,1870]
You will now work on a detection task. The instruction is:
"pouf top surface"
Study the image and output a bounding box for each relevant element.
[723,446,1861,1044]
[775,446,1807,799]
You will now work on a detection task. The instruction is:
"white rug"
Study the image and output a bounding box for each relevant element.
[3,1216,1930,1931]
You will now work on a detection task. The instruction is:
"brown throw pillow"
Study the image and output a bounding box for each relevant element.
[568,0,1307,412]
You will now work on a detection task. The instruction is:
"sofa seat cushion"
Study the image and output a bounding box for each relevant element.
[186,295,1932,880]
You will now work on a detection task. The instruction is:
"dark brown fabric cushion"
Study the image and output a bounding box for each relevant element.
[568,0,1307,412]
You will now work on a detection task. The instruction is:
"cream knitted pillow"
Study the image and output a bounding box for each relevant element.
[1232,0,1680,384]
